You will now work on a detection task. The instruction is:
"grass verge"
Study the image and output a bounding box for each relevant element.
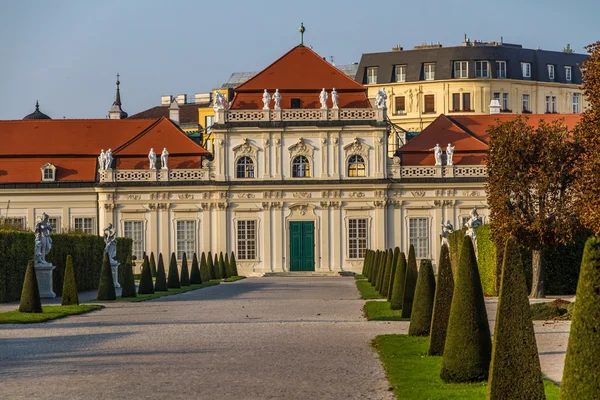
[531,299,573,320]
[357,280,384,300]
[0,305,104,324]
[222,275,246,282]
[354,274,366,280]
[373,335,559,400]
[90,281,221,303]
[364,301,408,321]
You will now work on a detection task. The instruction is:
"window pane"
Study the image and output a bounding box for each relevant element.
[462,93,471,110]
[395,96,405,114]
[424,95,435,113]
[409,217,429,258]
[124,220,144,260]
[237,220,256,260]
[176,220,196,260]
[452,93,460,111]
[348,218,368,259]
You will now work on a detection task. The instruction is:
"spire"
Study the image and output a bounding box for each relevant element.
[109,73,128,119]
[299,23,305,46]
[35,100,40,111]
[113,73,122,106]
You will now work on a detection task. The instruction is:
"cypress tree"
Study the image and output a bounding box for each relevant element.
[408,259,436,336]
[168,252,181,289]
[180,253,190,286]
[61,254,79,306]
[213,253,221,279]
[19,260,42,313]
[487,237,544,400]
[219,252,227,279]
[149,252,157,277]
[190,253,202,284]
[560,237,600,399]
[387,247,400,301]
[375,249,388,293]
[390,252,407,310]
[369,251,379,285]
[440,237,491,383]
[401,245,418,318]
[230,252,239,276]
[97,252,117,301]
[121,255,137,298]
[200,252,211,282]
[381,249,394,297]
[225,252,233,278]
[362,249,371,276]
[154,253,168,291]
[138,255,155,294]
[364,250,373,279]
[429,244,454,356]
[207,251,216,280]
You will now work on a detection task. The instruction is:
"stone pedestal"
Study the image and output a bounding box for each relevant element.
[35,264,56,298]
[111,262,120,288]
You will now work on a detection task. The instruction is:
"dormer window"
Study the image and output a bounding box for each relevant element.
[291,98,301,109]
[40,163,57,182]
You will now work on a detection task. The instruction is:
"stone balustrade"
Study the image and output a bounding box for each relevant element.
[214,108,385,124]
[388,164,488,179]
[100,168,214,183]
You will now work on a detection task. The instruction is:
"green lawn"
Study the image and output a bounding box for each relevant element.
[354,274,366,280]
[373,335,560,400]
[0,304,104,324]
[364,301,407,321]
[222,275,246,282]
[91,281,221,303]
[356,280,385,299]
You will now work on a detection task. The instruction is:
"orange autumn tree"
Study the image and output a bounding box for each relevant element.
[487,117,581,298]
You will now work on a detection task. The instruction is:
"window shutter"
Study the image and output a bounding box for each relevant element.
[395,96,405,113]
[424,95,435,113]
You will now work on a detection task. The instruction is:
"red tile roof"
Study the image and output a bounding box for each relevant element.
[128,103,207,125]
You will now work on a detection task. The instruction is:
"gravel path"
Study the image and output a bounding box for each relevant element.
[0,278,402,400]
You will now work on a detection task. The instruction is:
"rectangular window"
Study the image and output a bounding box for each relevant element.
[237,220,256,260]
[452,93,460,111]
[546,96,551,113]
[204,115,214,134]
[475,61,489,78]
[522,94,530,112]
[565,66,572,82]
[521,62,531,78]
[454,61,468,78]
[366,67,378,84]
[395,96,406,114]
[462,93,471,111]
[348,218,368,259]
[424,63,435,80]
[74,217,94,234]
[552,96,557,113]
[424,94,435,113]
[409,217,429,259]
[3,217,25,229]
[176,220,196,260]
[48,217,60,233]
[124,220,144,261]
[496,61,507,78]
[43,168,54,180]
[573,93,580,113]
[493,92,500,100]
[548,64,555,80]
[502,93,509,111]
[394,65,406,82]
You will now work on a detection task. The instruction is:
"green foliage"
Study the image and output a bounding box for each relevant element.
[401,245,418,318]
[441,238,491,383]
[448,229,467,277]
[199,252,211,283]
[381,249,394,297]
[18,260,42,313]
[369,251,379,286]
[487,237,545,400]
[225,252,234,278]
[408,260,436,336]
[230,252,239,276]
[362,250,371,276]
[356,279,384,300]
[376,250,387,293]
[180,253,190,286]
[149,252,157,277]
[115,237,133,287]
[207,251,216,280]
[390,252,407,310]
[560,237,600,399]
[154,253,168,291]
[96,253,116,301]
[61,255,79,305]
[429,244,454,356]
[475,225,498,296]
[364,301,407,321]
[218,252,227,279]
[213,253,221,280]
[2,305,103,324]
[167,253,181,289]
[189,253,202,284]
[121,255,137,298]
[387,247,400,302]
[138,255,154,295]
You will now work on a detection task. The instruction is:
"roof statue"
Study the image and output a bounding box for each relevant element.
[214,91,228,111]
[319,88,328,110]
[273,89,282,110]
[148,148,157,170]
[161,148,169,170]
[446,143,455,166]
[262,89,270,110]
[331,88,339,109]
[429,143,442,166]
[104,149,113,170]
[375,88,387,109]
[98,149,106,171]
[299,22,305,46]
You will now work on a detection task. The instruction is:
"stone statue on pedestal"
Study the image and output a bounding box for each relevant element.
[376,88,387,109]
[161,148,169,170]
[34,213,56,298]
[319,88,328,110]
[148,148,157,170]
[440,220,454,247]
[273,89,282,110]
[262,90,270,110]
[430,143,442,166]
[331,88,339,109]
[214,91,228,111]
[98,150,106,170]
[446,143,455,166]
[104,149,113,170]
[103,223,120,288]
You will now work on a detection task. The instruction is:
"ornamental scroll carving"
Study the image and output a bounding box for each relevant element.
[126,194,141,200]
[232,138,259,165]
[462,190,480,197]
[348,192,365,198]
[288,138,315,158]
[178,194,194,200]
[293,192,311,199]
[343,137,370,160]
[238,193,255,199]
[411,190,426,197]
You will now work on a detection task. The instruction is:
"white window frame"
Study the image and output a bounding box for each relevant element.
[347,155,366,178]
[424,63,435,80]
[496,61,507,78]
[48,217,61,233]
[408,217,429,259]
[236,156,255,179]
[502,93,509,110]
[2,217,26,230]
[237,219,257,261]
[521,62,531,78]
[552,96,557,113]
[565,66,572,82]
[454,61,468,78]
[73,217,95,235]
[366,67,378,84]
[394,65,406,82]
[291,155,311,178]
[548,64,555,80]
[175,220,196,261]
[124,220,145,261]
[348,218,368,259]
[522,94,530,112]
[475,61,489,78]
[573,93,580,113]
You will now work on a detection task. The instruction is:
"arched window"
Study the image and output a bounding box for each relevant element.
[236,156,254,178]
[348,155,365,177]
[292,156,311,178]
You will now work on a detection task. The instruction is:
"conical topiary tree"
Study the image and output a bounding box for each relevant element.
[200,252,211,282]
[213,253,221,279]
[168,252,181,289]
[381,249,394,297]
[225,252,233,278]
[97,252,117,300]
[401,245,418,318]
[149,252,157,277]
[207,251,216,280]
[61,254,79,305]
[390,252,407,310]
[560,236,600,399]
[364,250,373,279]
[376,249,388,293]
[429,244,454,356]
[121,255,137,298]
[487,237,544,400]
[387,247,400,301]
[19,260,42,313]
[190,253,202,284]
[230,252,239,276]
[362,249,371,276]
[138,255,155,294]
[369,251,379,286]
[440,237,491,383]
[219,252,227,279]
[154,253,168,291]
[180,253,190,286]
[408,259,436,336]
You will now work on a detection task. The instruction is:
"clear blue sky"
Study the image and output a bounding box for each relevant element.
[1,0,598,120]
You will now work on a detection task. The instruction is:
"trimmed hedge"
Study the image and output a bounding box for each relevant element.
[369,251,380,286]
[97,253,116,301]
[219,252,227,279]
[138,255,154,295]
[61,255,79,306]
[387,247,400,302]
[408,259,436,337]
[401,245,418,318]
[121,255,137,298]
[474,225,497,296]
[190,253,201,284]
[428,244,454,356]
[154,253,168,291]
[390,252,407,310]
[381,249,394,297]
[180,253,190,287]
[200,252,211,283]
[230,252,239,276]
[149,252,157,277]
[168,253,181,289]
[213,253,221,280]
[19,260,42,313]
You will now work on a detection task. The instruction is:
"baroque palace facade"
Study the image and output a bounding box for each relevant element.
[0,43,581,275]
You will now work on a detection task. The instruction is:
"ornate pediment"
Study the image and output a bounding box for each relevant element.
[232,138,259,159]
[343,138,370,159]
[288,138,315,158]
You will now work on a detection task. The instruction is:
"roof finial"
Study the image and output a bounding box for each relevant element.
[35,100,39,111]
[116,73,120,86]
[299,22,305,46]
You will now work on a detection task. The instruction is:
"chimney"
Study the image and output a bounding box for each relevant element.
[169,99,180,125]
[489,99,501,115]
[175,94,187,105]
[161,95,173,106]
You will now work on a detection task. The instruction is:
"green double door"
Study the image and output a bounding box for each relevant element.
[289,221,315,271]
